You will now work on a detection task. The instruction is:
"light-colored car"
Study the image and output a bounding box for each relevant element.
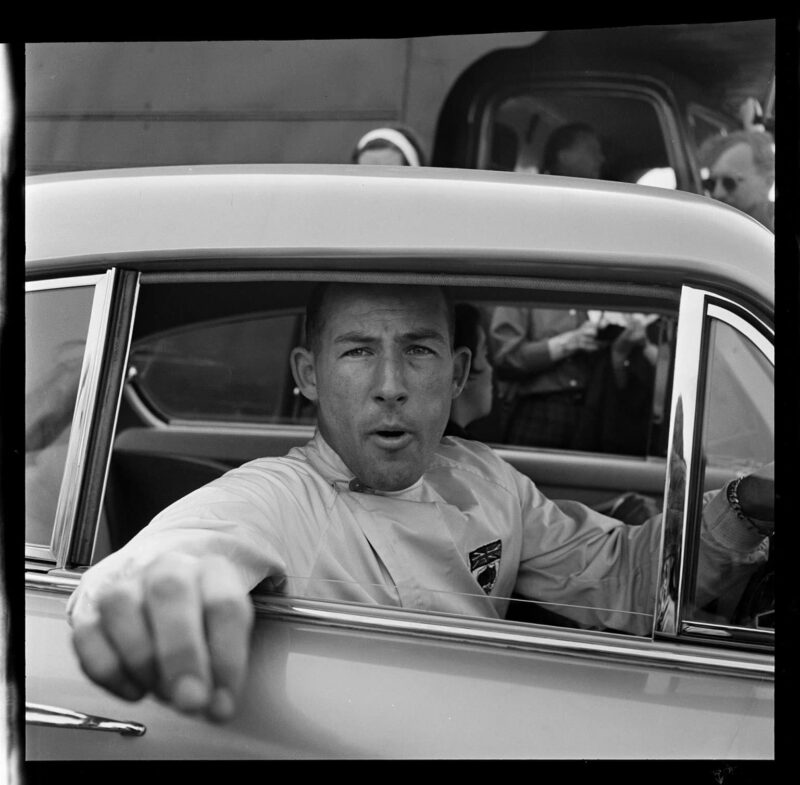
[25,165,774,759]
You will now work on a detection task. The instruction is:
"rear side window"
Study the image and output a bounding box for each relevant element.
[473,304,675,459]
[129,311,310,425]
[25,283,94,547]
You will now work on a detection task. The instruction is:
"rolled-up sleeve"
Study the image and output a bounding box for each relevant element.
[489,307,553,375]
[512,473,769,636]
[67,465,292,624]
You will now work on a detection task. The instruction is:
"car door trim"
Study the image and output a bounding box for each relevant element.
[25,571,773,680]
[252,595,773,680]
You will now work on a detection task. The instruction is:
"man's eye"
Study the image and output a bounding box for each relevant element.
[408,345,436,356]
[343,347,371,357]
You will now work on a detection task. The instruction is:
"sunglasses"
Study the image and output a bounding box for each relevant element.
[702,175,744,193]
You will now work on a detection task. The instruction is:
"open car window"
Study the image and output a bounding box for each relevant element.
[104,275,682,636]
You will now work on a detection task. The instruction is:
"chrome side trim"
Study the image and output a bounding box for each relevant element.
[26,571,771,679]
[253,596,773,680]
[682,622,774,646]
[654,286,706,637]
[48,270,117,568]
[25,571,81,594]
[26,703,146,737]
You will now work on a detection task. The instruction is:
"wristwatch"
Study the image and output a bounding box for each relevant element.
[727,476,773,536]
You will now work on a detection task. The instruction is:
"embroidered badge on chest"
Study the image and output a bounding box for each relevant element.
[468,539,502,594]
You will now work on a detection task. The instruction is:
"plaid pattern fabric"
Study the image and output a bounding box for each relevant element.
[504,391,585,448]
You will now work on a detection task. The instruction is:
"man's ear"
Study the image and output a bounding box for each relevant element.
[290,346,319,402]
[451,346,471,399]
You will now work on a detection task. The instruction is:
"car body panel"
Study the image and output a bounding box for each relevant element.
[26,583,773,759]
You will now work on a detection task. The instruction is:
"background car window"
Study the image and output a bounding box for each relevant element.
[692,316,773,631]
[25,285,94,547]
[129,312,312,424]
[484,91,670,186]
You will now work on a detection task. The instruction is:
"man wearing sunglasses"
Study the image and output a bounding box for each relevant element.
[698,129,774,231]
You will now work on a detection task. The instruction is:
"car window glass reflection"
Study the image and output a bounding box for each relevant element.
[129,312,312,425]
[25,286,93,547]
[692,318,774,629]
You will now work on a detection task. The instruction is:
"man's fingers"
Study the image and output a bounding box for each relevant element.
[97,580,159,694]
[200,556,254,721]
[143,558,212,713]
[72,621,147,702]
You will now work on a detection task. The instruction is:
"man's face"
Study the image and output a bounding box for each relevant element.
[291,286,469,491]
[357,146,406,166]
[707,143,772,218]
[556,133,605,179]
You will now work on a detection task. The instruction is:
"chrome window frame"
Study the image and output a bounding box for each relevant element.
[654,286,774,646]
[25,272,116,566]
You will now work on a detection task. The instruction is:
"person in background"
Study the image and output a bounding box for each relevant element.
[489,306,600,448]
[697,129,774,231]
[540,122,605,179]
[352,126,426,167]
[445,304,493,439]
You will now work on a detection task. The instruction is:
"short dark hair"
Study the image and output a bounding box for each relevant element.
[697,129,775,181]
[304,282,455,353]
[453,304,484,377]
[541,122,599,175]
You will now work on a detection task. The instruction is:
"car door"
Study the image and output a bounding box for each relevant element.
[26,264,773,759]
[24,270,247,759]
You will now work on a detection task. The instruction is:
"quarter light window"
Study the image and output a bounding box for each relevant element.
[129,312,310,424]
[25,284,94,547]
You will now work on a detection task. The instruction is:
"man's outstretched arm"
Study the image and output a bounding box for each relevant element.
[66,467,293,720]
[69,552,254,721]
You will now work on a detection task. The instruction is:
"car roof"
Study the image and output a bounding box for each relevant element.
[25,164,773,306]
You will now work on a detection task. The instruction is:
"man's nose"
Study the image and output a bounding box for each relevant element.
[712,179,728,200]
[373,353,408,403]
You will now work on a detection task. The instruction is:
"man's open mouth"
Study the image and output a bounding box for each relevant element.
[370,429,413,450]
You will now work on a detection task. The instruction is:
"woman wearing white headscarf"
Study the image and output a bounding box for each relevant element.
[352,125,426,167]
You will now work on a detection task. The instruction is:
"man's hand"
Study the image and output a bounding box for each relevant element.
[70,553,254,721]
[548,321,599,361]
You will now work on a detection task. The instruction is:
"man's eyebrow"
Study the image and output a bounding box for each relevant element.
[332,328,448,344]
[333,331,378,344]
[402,329,448,343]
